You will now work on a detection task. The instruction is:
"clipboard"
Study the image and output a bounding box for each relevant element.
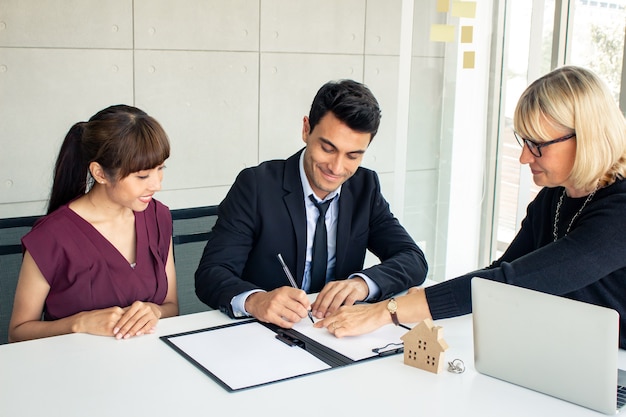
[160,319,408,392]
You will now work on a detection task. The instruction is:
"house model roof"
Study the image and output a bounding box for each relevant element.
[401,318,448,373]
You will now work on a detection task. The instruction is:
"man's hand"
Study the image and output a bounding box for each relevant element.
[245,287,311,328]
[311,277,369,319]
[313,301,388,338]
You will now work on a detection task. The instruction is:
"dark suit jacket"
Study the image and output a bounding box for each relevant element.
[195,149,428,317]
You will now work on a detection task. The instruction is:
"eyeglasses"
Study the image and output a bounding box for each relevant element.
[513,131,576,158]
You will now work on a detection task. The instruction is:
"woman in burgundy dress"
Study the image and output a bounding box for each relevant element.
[9,105,178,342]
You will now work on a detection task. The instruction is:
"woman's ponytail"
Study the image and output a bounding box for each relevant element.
[47,122,88,214]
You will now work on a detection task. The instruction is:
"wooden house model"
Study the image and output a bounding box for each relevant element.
[401,318,448,374]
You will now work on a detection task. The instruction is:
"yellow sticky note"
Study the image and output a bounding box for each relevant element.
[461,26,473,43]
[463,51,475,69]
[437,0,449,13]
[430,24,455,43]
[452,1,477,18]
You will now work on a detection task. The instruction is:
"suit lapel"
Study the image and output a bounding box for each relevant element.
[335,180,354,279]
[283,150,307,285]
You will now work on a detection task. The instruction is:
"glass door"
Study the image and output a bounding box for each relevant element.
[493,0,555,257]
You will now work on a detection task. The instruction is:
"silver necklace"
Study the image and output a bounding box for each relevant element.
[553,187,597,241]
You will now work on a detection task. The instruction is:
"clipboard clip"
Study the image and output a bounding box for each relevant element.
[376,347,404,357]
[371,342,404,357]
[275,331,305,348]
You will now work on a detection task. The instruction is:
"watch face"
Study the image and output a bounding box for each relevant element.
[388,299,397,313]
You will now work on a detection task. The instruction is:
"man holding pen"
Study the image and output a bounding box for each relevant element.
[195,79,427,328]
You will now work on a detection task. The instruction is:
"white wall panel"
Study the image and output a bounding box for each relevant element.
[407,57,444,171]
[260,0,366,54]
[134,0,259,51]
[363,55,400,174]
[378,169,437,279]
[0,48,133,215]
[258,53,364,163]
[134,50,259,195]
[364,0,402,56]
[376,171,398,214]
[0,0,132,48]
[403,169,438,278]
[158,186,231,211]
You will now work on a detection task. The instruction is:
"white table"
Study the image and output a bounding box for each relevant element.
[1,309,624,417]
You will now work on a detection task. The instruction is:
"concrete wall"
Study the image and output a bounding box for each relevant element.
[0,0,492,280]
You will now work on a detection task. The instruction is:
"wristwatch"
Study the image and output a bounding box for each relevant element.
[387,298,399,326]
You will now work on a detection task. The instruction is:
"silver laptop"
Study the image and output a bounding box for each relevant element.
[471,277,626,415]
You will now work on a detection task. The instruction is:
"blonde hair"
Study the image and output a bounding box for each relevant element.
[514,66,626,191]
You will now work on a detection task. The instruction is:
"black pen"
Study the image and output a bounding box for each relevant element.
[276,253,315,323]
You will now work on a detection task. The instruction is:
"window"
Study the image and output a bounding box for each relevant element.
[491,0,625,258]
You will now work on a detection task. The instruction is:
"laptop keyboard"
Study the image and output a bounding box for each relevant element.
[617,385,626,409]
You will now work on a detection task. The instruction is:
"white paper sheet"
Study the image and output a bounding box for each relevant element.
[166,322,331,390]
[292,320,409,361]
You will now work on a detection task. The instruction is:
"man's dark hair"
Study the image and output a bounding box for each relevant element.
[308,79,382,141]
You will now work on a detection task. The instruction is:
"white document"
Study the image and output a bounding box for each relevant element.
[292,320,409,361]
[166,322,331,390]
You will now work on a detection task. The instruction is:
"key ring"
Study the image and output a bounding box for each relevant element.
[447,359,465,374]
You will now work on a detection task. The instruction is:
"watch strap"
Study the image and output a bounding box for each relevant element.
[388,298,399,326]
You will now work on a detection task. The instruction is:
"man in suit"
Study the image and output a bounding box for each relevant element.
[195,79,428,328]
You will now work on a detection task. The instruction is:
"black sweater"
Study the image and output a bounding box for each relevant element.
[426,178,626,348]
